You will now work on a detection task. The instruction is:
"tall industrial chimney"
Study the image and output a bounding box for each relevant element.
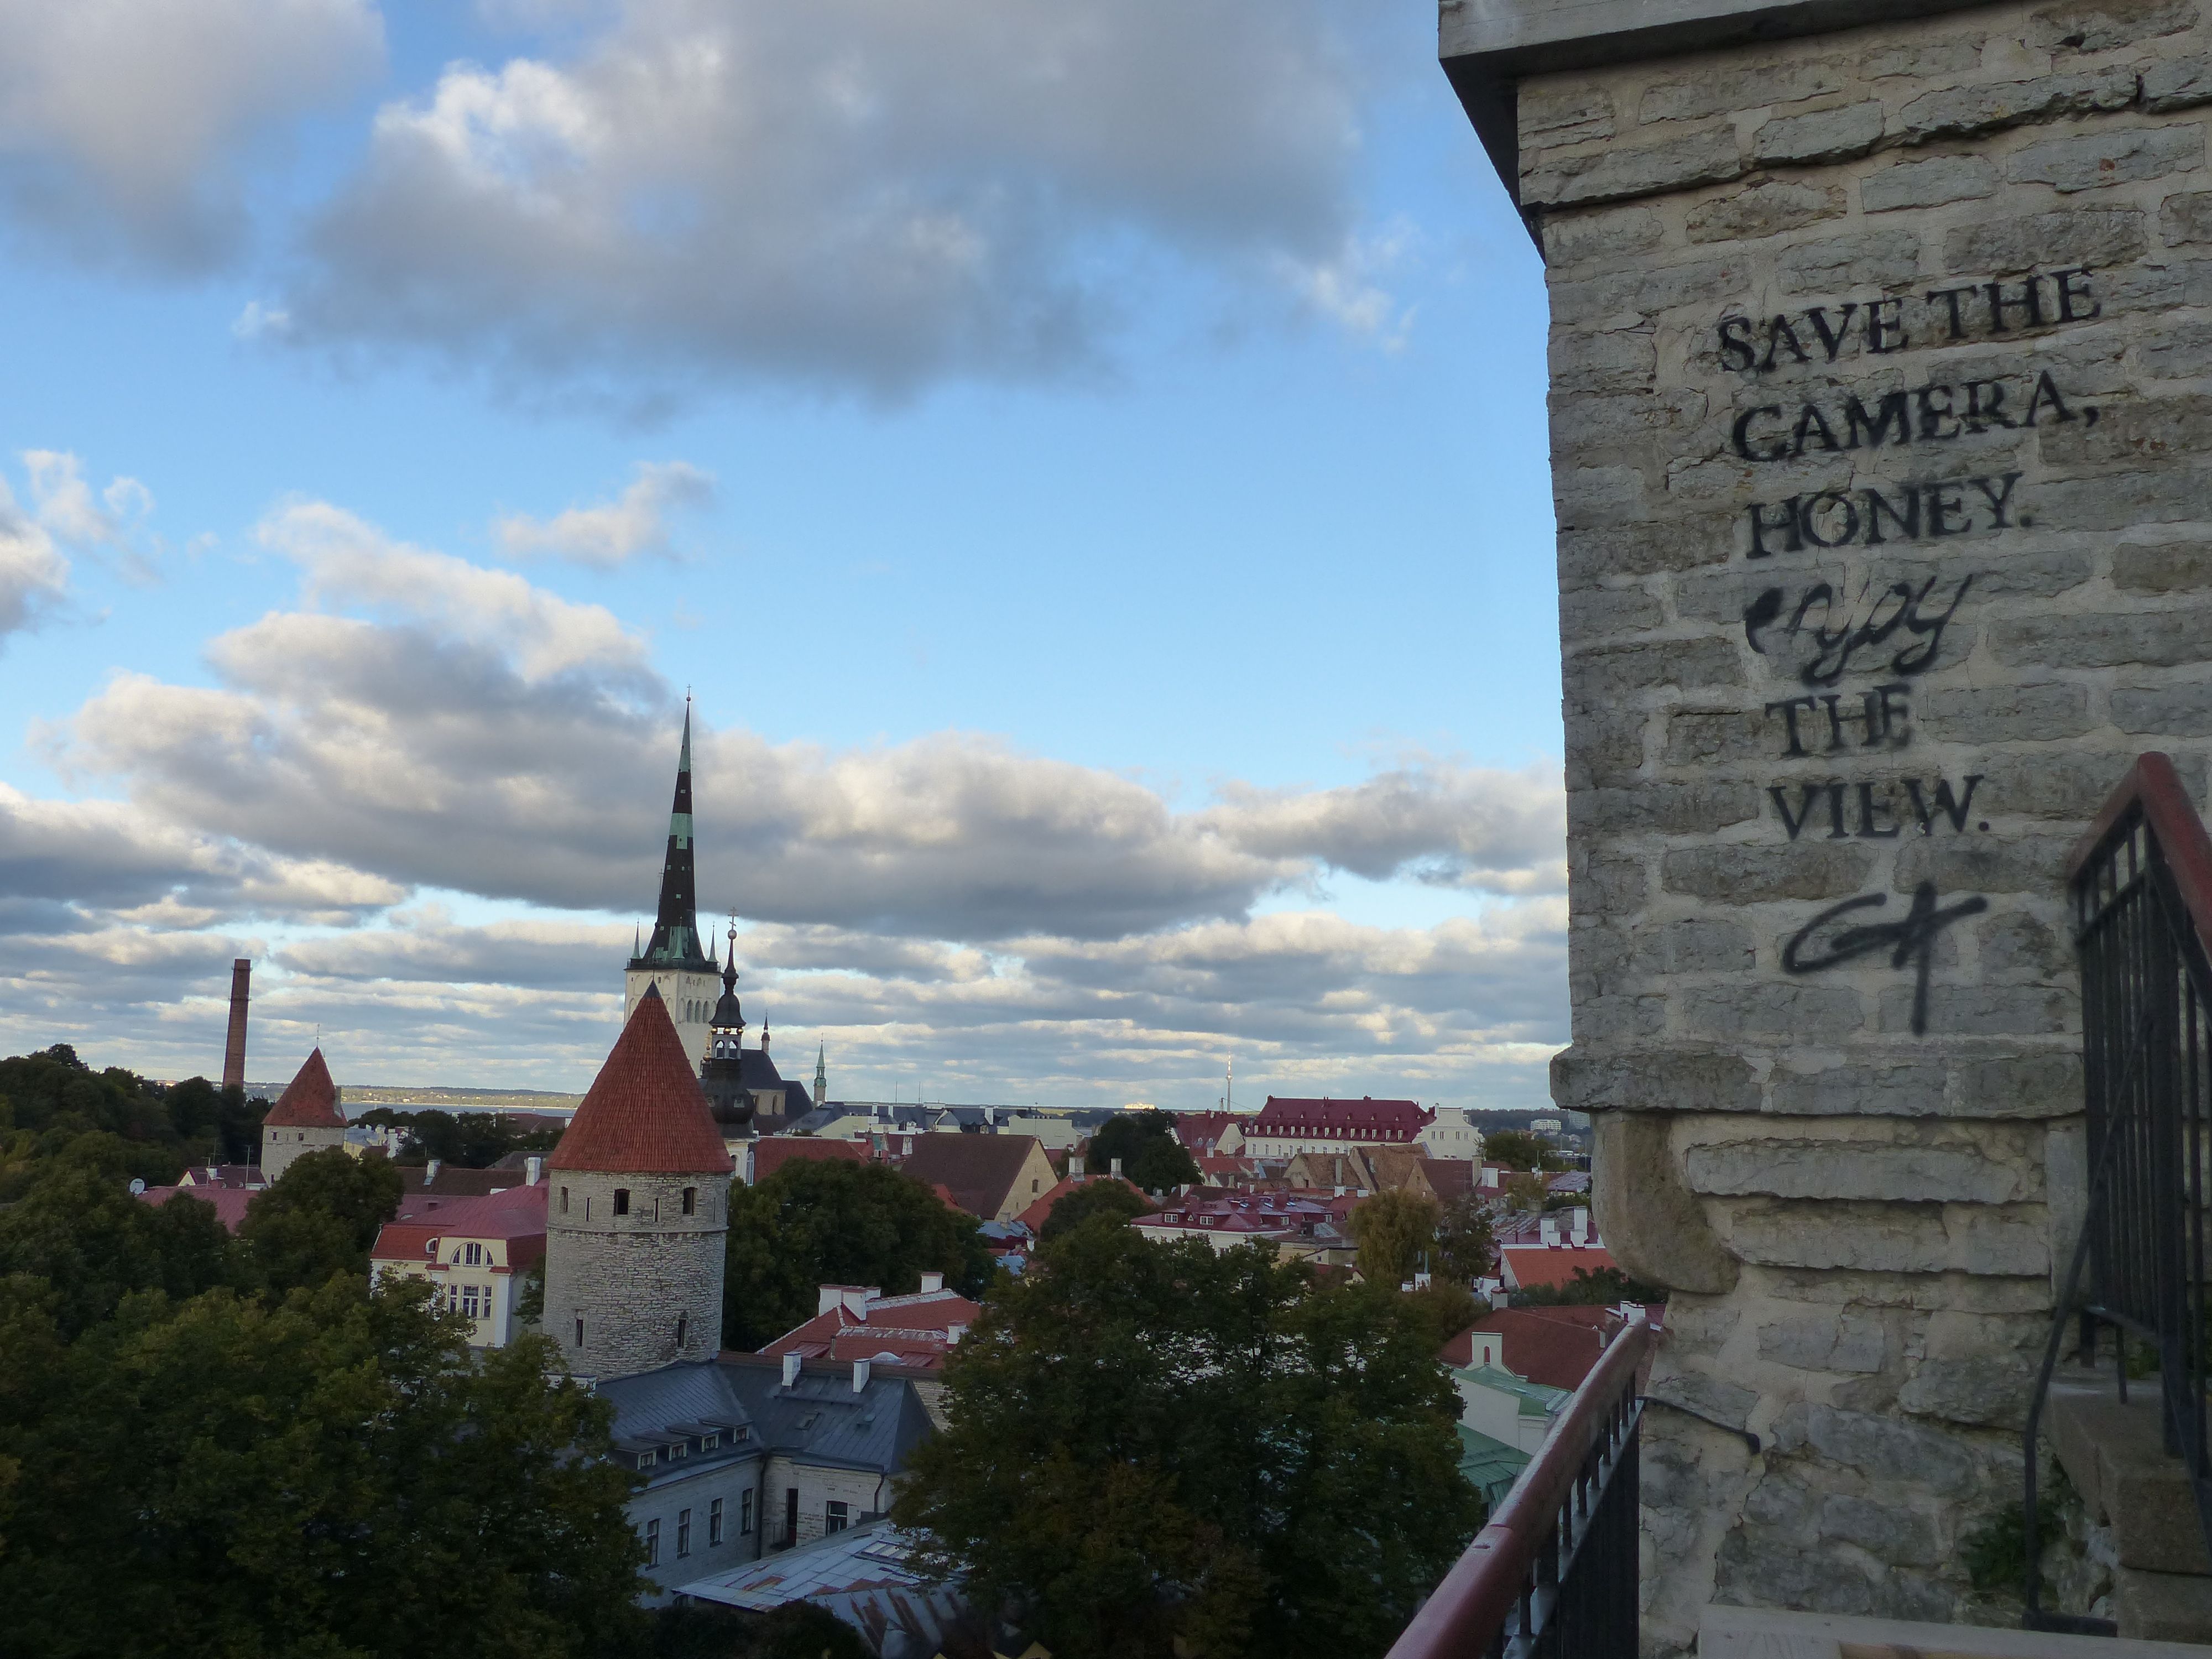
[222,959,250,1091]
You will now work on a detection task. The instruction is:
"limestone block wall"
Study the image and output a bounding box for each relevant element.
[545,1169,728,1381]
[1516,0,2212,1645]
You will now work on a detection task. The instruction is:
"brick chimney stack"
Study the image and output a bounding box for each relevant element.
[222,959,251,1092]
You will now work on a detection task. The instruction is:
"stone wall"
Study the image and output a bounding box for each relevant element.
[545,1168,728,1381]
[1506,0,2212,1646]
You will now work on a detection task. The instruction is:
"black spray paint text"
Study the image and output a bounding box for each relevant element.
[1730,372,2086,461]
[1715,268,2101,373]
[1747,473,2021,556]
[1747,573,1972,687]
[1769,776,1986,840]
[1782,880,1991,1036]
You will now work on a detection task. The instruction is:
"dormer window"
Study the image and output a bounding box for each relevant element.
[702,1432,720,1452]
[637,1449,658,1470]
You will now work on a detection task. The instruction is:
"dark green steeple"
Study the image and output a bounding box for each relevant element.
[630,705,713,972]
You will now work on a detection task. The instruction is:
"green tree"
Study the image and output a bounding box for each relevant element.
[238,1148,404,1295]
[1434,1193,1495,1285]
[1350,1189,1441,1289]
[1401,1281,1483,1352]
[0,1275,648,1658]
[894,1225,1479,1659]
[1038,1178,1151,1243]
[722,1158,997,1349]
[0,1138,236,1338]
[1085,1113,1199,1192]
[1483,1130,1562,1172]
[355,1107,561,1168]
[1509,1265,1668,1308]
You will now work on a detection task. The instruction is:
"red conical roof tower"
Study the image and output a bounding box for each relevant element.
[262,1048,346,1129]
[551,985,734,1175]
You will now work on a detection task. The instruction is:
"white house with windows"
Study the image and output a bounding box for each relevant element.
[368,1181,547,1348]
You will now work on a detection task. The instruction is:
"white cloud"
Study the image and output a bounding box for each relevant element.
[0,479,69,641]
[283,0,1378,397]
[23,450,153,547]
[494,460,713,567]
[0,0,383,270]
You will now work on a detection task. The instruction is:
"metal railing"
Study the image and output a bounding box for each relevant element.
[2026,752,2212,1631]
[1387,1315,1652,1659]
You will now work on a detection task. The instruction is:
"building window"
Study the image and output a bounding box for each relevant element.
[670,1439,689,1459]
[575,1317,585,1348]
[740,1490,754,1535]
[462,1242,483,1265]
[462,1285,482,1319]
[826,1501,849,1535]
[675,1313,689,1347]
[637,1450,656,1470]
[644,1519,660,1567]
[677,1509,692,1558]
[560,1187,570,1214]
[613,1189,630,1216]
[709,1498,725,1546]
[702,1432,719,1452]
[682,1186,696,1216]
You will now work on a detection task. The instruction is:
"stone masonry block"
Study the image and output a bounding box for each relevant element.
[1822,1491,1942,1563]
[2145,55,2212,112]
[1664,706,1773,767]
[1558,583,1664,640]
[2135,317,2212,378]
[1524,126,1743,210]
[1912,682,2094,744]
[1760,1308,1888,1372]
[1551,1045,1762,1113]
[1662,843,1873,901]
[1687,180,1847,243]
[1726,1199,2047,1277]
[2032,467,2212,532]
[1572,781,1763,835]
[1549,325,1656,395]
[1991,601,2212,667]
[1778,1401,1981,1495]
[1568,635,1743,700]
[2029,0,2199,51]
[2039,392,2212,468]
[1520,84,1615,146]
[1754,101,1885,167]
[1861,153,2000,212]
[1952,1051,2083,1118]
[1980,748,2203,818]
[1566,705,1647,789]
[1892,837,2073,894]
[1574,847,1648,914]
[1550,385,1709,451]
[1558,511,1736,586]
[1575,993,1667,1041]
[1640,60,1849,124]
[2114,540,2212,591]
[1861,38,1986,79]
[1775,228,1923,293]
[1880,983,2075,1038]
[1681,981,1862,1040]
[1540,204,1665,265]
[1770,1061,1948,1117]
[1897,1353,2036,1428]
[1943,206,2146,273]
[1978,909,2072,983]
[1634,917,1756,976]
[2114,682,2212,732]
[1549,254,1754,328]
[1898,67,2139,145]
[2008,124,2207,195]
[1685,1136,2037,1204]
[1552,464,1647,527]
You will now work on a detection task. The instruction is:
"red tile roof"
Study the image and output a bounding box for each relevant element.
[753,1137,868,1183]
[1251,1096,1433,1139]
[1443,1307,1620,1391]
[760,1287,983,1373]
[549,988,734,1175]
[262,1048,345,1129]
[896,1134,1046,1220]
[1010,1174,1150,1234]
[373,1183,550,1271]
[1498,1244,1618,1292]
[1173,1112,1240,1154]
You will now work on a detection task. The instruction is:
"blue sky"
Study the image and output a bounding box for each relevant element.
[0,0,1565,1110]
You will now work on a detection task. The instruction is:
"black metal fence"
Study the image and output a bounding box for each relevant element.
[2027,752,2212,1629]
[1386,1317,1650,1659]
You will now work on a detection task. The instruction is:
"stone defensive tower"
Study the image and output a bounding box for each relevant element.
[1439,0,2212,1642]
[259,1048,346,1181]
[545,984,734,1383]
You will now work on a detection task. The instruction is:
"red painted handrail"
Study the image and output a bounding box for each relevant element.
[1386,1316,1653,1659]
[2067,753,2212,960]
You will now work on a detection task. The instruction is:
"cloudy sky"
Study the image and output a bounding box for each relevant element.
[0,0,1560,1109]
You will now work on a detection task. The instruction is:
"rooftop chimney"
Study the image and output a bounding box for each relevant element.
[852,1358,871,1392]
[1070,1154,1085,1178]
[426,1159,441,1183]
[782,1351,802,1387]
[1110,1157,1123,1178]
[919,1270,943,1295]
[222,959,251,1092]
[947,1324,966,1345]
[1570,1208,1590,1244]
[1540,1216,1559,1246]
[525,1156,543,1186]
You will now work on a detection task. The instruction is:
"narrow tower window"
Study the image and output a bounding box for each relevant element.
[613,1189,630,1216]
[676,1312,689,1347]
[575,1317,585,1348]
[682,1186,696,1216]
[560,1186,570,1214]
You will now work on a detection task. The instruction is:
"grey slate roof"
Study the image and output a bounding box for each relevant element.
[719,1355,936,1477]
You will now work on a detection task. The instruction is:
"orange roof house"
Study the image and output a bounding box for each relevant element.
[896,1134,1056,1225]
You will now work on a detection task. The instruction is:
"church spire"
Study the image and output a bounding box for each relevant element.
[633,703,711,971]
[813,1041,828,1109]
